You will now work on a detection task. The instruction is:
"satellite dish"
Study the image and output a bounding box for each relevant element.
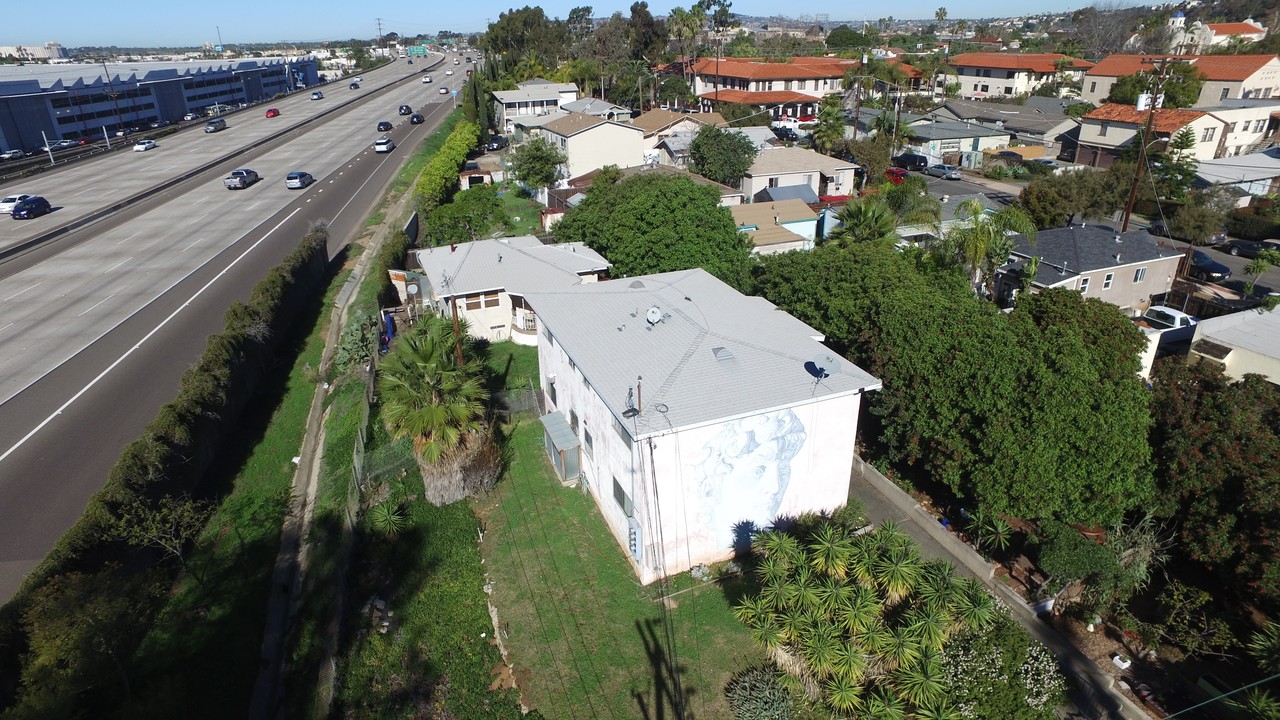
[406,283,420,295]
[645,306,662,325]
[805,353,840,380]
[623,408,640,418]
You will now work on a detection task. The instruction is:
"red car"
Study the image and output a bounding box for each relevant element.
[884,167,909,185]
[265,108,281,118]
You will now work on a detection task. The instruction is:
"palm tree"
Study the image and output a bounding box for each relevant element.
[378,316,488,464]
[793,566,823,614]
[733,595,773,628]
[916,560,959,616]
[826,198,899,247]
[756,553,789,586]
[816,575,854,619]
[904,607,949,652]
[881,175,941,229]
[939,199,1037,295]
[813,94,847,156]
[848,532,880,585]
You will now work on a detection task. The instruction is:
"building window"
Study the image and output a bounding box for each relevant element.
[1089,81,1097,93]
[1004,86,1013,94]
[464,291,500,310]
[1221,87,1230,101]
[768,177,779,188]
[612,477,634,518]
[982,68,992,77]
[546,379,557,407]
[1267,88,1274,98]
[973,83,979,91]
[1134,267,1147,283]
[584,426,594,459]
[980,84,989,93]
[1099,122,1109,137]
[1257,119,1268,132]
[569,409,579,435]
[798,80,807,90]
[1229,121,1238,133]
[1007,70,1016,79]
[1202,127,1216,142]
[1103,272,1114,289]
[1079,276,1090,294]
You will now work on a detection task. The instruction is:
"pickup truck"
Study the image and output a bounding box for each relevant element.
[1137,305,1199,344]
[223,169,259,190]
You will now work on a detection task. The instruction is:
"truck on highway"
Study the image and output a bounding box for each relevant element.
[223,169,260,190]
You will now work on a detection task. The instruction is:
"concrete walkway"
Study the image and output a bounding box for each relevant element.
[847,458,1146,720]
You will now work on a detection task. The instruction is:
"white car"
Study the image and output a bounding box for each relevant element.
[445,68,454,76]
[182,112,200,121]
[439,86,449,95]
[354,76,363,82]
[0,149,27,161]
[133,139,157,152]
[0,193,33,214]
[374,136,395,153]
[421,75,433,84]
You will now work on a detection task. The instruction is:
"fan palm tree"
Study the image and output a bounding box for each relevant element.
[880,175,941,229]
[826,198,899,248]
[892,651,946,707]
[378,316,488,464]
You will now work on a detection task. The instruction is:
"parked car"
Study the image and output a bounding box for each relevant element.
[374,136,395,153]
[409,113,425,125]
[486,135,509,151]
[40,140,78,152]
[0,149,27,161]
[892,153,929,171]
[285,171,314,189]
[421,75,433,84]
[264,108,281,118]
[926,163,962,180]
[11,196,51,219]
[772,126,799,141]
[149,120,171,129]
[884,167,909,185]
[133,139,157,152]
[1187,249,1233,282]
[1219,238,1280,258]
[377,120,393,132]
[0,194,33,214]
[311,90,324,100]
[1148,219,1227,245]
[182,112,200,121]
[114,127,143,138]
[1031,158,1060,168]
[1140,305,1199,343]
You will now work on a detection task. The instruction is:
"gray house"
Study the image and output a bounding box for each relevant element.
[931,98,1079,152]
[995,225,1183,315]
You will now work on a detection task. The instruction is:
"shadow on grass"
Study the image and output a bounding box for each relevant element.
[633,617,698,720]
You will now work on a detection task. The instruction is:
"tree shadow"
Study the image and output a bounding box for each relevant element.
[633,617,697,720]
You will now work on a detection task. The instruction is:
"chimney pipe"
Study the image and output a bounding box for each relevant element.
[636,375,643,412]
[450,242,456,252]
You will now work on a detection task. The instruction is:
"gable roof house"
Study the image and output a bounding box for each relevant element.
[1196,145,1280,195]
[741,146,857,202]
[525,269,881,583]
[493,80,580,134]
[410,236,610,345]
[630,108,727,148]
[942,52,1094,100]
[1081,55,1280,107]
[1074,104,1223,167]
[994,225,1183,314]
[1167,14,1269,54]
[533,112,646,181]
[901,117,1013,163]
[654,126,777,168]
[560,97,632,121]
[932,97,1080,151]
[730,198,819,254]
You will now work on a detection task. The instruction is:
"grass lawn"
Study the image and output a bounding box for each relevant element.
[474,419,763,720]
[497,186,544,237]
[486,340,539,391]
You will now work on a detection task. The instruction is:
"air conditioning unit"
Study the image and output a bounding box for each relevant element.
[627,517,644,563]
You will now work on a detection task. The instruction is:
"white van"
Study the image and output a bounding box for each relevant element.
[374,136,395,153]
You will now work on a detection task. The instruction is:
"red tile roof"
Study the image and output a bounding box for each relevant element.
[699,89,820,105]
[1086,54,1277,81]
[1082,103,1207,133]
[947,52,1094,73]
[1207,22,1267,35]
[691,57,853,80]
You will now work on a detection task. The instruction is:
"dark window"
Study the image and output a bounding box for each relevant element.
[613,477,634,517]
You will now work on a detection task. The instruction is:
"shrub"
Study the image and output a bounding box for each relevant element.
[725,664,794,720]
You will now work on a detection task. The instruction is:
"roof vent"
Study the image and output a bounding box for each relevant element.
[1115,252,1122,262]
[1114,235,1122,243]
[712,346,734,361]
[629,280,646,289]
[645,305,663,325]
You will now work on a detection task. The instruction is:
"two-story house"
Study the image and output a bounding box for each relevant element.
[1168,13,1269,54]
[691,56,855,118]
[525,268,881,583]
[534,112,647,180]
[410,236,610,344]
[1081,54,1280,106]
[995,225,1184,314]
[740,146,857,202]
[1074,104,1223,167]
[492,78,580,134]
[630,108,728,149]
[932,97,1080,152]
[942,52,1094,99]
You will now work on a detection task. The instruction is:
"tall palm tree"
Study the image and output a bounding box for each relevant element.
[881,175,941,230]
[940,198,1037,295]
[378,316,488,464]
[826,198,899,247]
[813,94,848,156]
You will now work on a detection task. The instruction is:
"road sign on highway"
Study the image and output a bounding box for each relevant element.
[451,90,458,97]
[408,45,427,56]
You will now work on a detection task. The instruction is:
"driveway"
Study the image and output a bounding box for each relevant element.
[1150,235,1280,297]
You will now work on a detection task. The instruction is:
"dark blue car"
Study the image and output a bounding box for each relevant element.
[11,196,51,219]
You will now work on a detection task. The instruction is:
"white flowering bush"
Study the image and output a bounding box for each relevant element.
[940,610,1066,720]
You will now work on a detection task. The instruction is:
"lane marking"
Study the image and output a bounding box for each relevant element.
[4,282,41,301]
[116,230,143,245]
[0,208,301,465]
[78,294,115,317]
[0,322,13,335]
[182,237,203,251]
[104,257,132,273]
[186,212,210,226]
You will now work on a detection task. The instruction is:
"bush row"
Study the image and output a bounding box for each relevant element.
[412,118,481,216]
[0,226,330,712]
[1226,207,1280,241]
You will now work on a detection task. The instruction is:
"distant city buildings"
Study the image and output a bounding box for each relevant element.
[0,42,70,62]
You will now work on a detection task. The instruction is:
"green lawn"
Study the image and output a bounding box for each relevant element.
[498,187,544,237]
[474,419,762,720]
[486,340,539,391]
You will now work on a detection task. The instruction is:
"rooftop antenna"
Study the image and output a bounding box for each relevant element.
[623,386,640,418]
[804,352,840,395]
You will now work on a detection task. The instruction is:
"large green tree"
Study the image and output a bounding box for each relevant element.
[553,173,753,288]
[812,94,847,156]
[1018,169,1125,229]
[689,124,758,187]
[422,184,506,247]
[1106,62,1206,108]
[1149,358,1280,601]
[509,136,567,193]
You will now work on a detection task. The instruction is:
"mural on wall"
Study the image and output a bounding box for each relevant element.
[692,409,808,552]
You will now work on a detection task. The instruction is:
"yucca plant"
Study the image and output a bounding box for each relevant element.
[892,651,946,707]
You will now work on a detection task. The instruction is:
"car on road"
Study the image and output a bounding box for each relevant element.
[355,76,363,82]
[311,90,324,100]
[485,135,509,151]
[285,171,314,189]
[11,196,51,219]
[421,75,433,84]
[1219,238,1280,258]
[1148,219,1227,245]
[183,112,201,121]
[349,82,360,89]
[133,139,157,152]
[399,104,412,116]
[40,140,78,152]
[1,149,28,161]
[1187,249,1233,282]
[439,86,449,94]
[377,120,393,132]
[204,117,227,133]
[265,108,281,118]
[374,136,395,153]
[925,163,962,180]
[892,153,930,172]
[445,68,454,75]
[0,194,33,214]
[410,113,425,124]
[884,167,909,185]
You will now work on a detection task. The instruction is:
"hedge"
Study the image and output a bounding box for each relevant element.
[1226,207,1280,241]
[412,119,481,217]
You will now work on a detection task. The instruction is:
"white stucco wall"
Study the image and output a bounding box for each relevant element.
[543,123,646,179]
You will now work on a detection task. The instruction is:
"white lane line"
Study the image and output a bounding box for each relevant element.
[0,208,301,465]
[4,282,41,301]
[182,237,203,251]
[78,294,115,317]
[116,230,143,245]
[105,257,132,273]
[186,212,210,226]
[0,322,13,335]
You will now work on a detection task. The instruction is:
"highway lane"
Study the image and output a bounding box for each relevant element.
[0,54,444,256]
[0,53,465,602]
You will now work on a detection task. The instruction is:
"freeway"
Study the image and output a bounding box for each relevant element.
[0,52,464,602]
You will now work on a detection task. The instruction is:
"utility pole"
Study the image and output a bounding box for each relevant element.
[101,61,127,139]
[376,18,384,50]
[1121,57,1179,232]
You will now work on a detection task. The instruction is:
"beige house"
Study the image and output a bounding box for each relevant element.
[1081,55,1280,107]
[1190,307,1280,384]
[492,79,580,134]
[534,112,646,180]
[630,108,727,148]
[410,236,610,345]
[942,52,1094,99]
[1193,99,1280,157]
[1074,104,1224,167]
[730,199,819,255]
[690,56,852,100]
[995,225,1184,315]
[740,146,857,202]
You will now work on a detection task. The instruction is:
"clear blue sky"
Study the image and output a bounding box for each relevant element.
[24,0,1089,47]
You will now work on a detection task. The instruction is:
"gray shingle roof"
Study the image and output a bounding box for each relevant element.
[561,97,631,116]
[905,119,1013,141]
[525,269,881,438]
[413,236,609,298]
[1006,225,1182,283]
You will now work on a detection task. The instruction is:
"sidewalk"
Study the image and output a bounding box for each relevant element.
[848,458,1145,720]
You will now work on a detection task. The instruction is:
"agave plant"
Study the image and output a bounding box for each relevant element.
[914,698,964,720]
[839,585,881,635]
[874,545,922,605]
[368,501,407,536]
[861,685,908,720]
[952,578,997,631]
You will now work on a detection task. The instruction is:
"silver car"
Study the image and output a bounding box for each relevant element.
[285,171,314,189]
[926,164,962,180]
[0,193,33,214]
